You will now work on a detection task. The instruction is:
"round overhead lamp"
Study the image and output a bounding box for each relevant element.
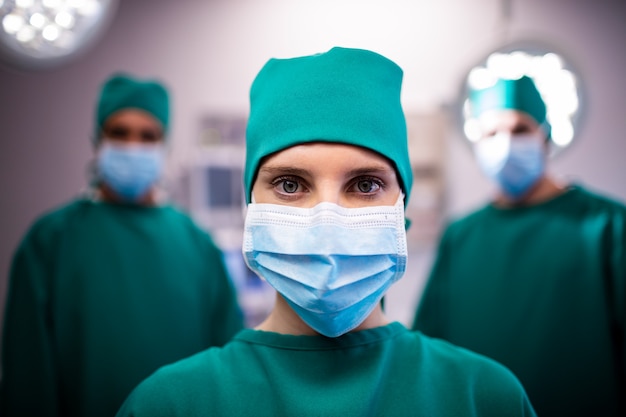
[459,41,584,155]
[0,0,118,71]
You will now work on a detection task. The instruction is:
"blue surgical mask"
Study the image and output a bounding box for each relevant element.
[242,195,407,338]
[96,141,165,201]
[474,132,546,199]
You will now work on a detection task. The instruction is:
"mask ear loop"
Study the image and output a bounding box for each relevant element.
[241,192,254,222]
[396,192,405,206]
[395,192,412,230]
[382,192,408,309]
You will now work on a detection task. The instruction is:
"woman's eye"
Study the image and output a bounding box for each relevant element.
[355,179,380,193]
[270,175,306,197]
[279,179,299,194]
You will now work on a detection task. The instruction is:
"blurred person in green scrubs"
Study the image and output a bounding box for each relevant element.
[413,75,626,416]
[0,74,243,417]
[115,47,537,417]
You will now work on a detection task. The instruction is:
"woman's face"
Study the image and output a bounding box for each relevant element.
[252,142,401,208]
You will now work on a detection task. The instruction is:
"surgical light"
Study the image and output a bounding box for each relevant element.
[0,0,118,70]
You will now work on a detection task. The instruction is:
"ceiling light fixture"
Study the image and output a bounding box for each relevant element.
[0,0,118,71]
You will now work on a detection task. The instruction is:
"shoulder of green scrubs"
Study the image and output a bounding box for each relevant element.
[413,184,626,417]
[116,323,536,416]
[0,197,244,417]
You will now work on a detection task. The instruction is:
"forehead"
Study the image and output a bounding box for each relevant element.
[103,109,163,130]
[260,142,395,170]
[478,109,540,132]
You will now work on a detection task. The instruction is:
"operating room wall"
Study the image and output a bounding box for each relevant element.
[1,0,625,332]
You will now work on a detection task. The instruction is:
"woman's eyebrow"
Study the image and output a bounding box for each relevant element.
[259,165,394,177]
[345,166,394,177]
[258,166,311,177]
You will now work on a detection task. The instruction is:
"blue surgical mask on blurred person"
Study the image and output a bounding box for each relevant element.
[474,132,546,199]
[243,195,407,338]
[97,141,165,201]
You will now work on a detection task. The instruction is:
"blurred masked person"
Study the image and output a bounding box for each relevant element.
[413,75,626,417]
[0,73,243,417]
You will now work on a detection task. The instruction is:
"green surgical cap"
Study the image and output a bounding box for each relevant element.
[94,73,170,143]
[469,75,547,126]
[245,46,413,206]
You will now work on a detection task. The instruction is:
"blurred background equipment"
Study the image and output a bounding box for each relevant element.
[179,114,274,327]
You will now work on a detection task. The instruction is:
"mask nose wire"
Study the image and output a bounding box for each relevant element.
[248,191,405,207]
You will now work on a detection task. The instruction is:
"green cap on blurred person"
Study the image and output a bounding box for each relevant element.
[244,46,413,206]
[469,75,548,129]
[94,73,170,143]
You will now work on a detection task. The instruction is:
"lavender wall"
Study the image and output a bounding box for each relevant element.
[1,0,625,329]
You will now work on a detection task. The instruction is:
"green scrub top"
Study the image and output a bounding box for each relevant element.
[1,198,244,417]
[413,185,626,416]
[116,322,536,417]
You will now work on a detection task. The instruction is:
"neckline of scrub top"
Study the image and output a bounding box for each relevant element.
[486,183,582,214]
[82,186,169,208]
[233,321,407,351]
[82,196,169,212]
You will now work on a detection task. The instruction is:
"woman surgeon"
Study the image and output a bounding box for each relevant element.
[116,46,537,417]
